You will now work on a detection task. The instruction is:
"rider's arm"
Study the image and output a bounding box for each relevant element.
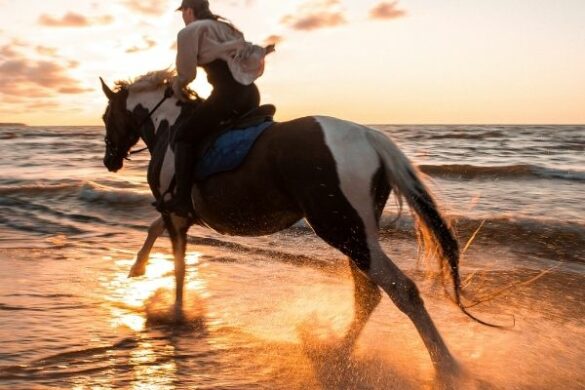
[174,24,201,96]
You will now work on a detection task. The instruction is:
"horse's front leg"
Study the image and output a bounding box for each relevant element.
[163,214,190,320]
[129,216,166,277]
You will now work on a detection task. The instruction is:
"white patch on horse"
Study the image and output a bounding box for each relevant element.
[127,89,181,134]
[127,88,181,198]
[160,145,175,199]
[315,116,381,248]
[317,117,414,304]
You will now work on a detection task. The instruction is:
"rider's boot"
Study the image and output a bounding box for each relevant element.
[162,142,196,218]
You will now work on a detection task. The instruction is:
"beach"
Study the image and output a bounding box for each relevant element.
[0,124,584,389]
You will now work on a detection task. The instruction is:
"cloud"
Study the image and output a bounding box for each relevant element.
[0,45,18,59]
[39,12,89,27]
[264,35,284,46]
[58,87,92,94]
[38,12,113,27]
[281,0,347,31]
[96,15,115,24]
[36,46,59,56]
[0,97,61,113]
[2,41,68,65]
[121,0,255,15]
[122,0,168,15]
[25,101,61,110]
[0,57,92,99]
[369,1,406,20]
[126,37,157,53]
[216,0,256,6]
[0,39,29,60]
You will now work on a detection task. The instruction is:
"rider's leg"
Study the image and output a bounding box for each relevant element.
[170,142,197,217]
[162,97,229,217]
[160,61,260,217]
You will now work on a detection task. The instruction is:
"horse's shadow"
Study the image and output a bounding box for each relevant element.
[143,288,207,334]
[139,296,423,389]
[297,320,421,390]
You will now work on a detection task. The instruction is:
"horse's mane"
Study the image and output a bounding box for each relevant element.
[113,69,198,98]
[114,69,176,93]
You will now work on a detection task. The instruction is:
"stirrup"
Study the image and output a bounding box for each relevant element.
[154,197,195,219]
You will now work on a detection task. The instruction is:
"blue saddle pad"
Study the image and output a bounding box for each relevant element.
[194,121,274,180]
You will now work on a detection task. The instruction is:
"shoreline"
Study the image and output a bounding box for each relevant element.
[0,123,26,127]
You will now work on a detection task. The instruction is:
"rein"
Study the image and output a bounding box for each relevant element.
[126,86,174,158]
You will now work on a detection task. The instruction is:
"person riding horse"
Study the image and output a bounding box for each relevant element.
[164,0,272,217]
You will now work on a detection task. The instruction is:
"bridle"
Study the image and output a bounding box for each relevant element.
[105,86,174,160]
[128,86,175,157]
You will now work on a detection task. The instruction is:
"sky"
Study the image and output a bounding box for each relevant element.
[0,0,584,125]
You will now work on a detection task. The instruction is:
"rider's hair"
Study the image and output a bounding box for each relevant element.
[190,1,243,36]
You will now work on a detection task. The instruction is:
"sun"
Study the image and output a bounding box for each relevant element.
[189,69,213,99]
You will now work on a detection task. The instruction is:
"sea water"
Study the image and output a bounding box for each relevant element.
[0,124,583,389]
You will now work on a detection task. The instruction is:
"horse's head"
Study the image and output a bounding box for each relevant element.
[100,77,140,172]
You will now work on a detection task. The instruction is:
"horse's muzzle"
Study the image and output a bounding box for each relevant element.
[103,155,123,172]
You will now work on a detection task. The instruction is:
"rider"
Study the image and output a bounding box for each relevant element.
[165,0,272,217]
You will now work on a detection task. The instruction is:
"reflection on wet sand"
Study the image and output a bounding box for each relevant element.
[95,251,429,389]
[106,252,203,332]
[1,246,583,389]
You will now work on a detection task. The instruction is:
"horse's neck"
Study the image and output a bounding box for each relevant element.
[128,89,182,137]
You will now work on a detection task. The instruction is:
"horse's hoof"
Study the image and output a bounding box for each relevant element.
[128,262,147,278]
[173,304,185,323]
[434,365,486,390]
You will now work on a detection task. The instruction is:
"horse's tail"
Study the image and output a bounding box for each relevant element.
[364,129,494,326]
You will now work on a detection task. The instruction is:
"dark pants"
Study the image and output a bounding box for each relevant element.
[174,60,260,145]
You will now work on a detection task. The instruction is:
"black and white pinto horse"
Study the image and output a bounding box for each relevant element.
[100,70,480,382]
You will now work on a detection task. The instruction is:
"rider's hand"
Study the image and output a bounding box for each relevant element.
[172,79,189,102]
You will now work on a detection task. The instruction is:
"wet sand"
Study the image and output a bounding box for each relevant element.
[1,235,584,389]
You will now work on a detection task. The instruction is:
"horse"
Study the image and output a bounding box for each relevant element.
[100,69,476,383]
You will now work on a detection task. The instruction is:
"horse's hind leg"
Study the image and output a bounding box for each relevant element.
[129,216,166,277]
[366,243,458,375]
[304,197,458,377]
[340,186,387,350]
[341,260,382,350]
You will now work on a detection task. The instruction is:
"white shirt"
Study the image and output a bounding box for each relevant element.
[175,19,266,90]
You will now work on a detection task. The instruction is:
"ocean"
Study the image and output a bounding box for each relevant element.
[0,124,583,389]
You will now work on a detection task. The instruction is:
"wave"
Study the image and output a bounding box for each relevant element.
[377,214,585,264]
[0,181,154,239]
[0,132,19,140]
[427,130,505,140]
[183,212,584,269]
[0,182,82,195]
[454,216,585,264]
[78,182,152,206]
[236,212,584,257]
[0,337,138,381]
[0,180,151,206]
[0,303,44,312]
[418,164,585,182]
[0,127,101,140]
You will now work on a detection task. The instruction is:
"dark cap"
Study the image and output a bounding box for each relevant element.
[176,0,209,11]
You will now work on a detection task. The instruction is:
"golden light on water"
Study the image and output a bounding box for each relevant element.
[105,252,203,332]
[128,340,177,390]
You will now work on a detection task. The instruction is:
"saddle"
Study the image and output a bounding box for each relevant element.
[191,104,275,155]
[191,104,276,181]
[221,104,276,130]
[150,104,276,215]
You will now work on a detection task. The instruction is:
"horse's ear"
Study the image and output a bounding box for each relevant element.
[99,77,116,100]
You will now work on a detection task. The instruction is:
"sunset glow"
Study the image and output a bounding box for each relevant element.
[1,0,584,125]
